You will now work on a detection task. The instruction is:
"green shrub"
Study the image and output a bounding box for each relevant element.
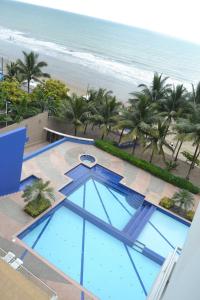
[186,210,195,221]
[160,197,174,209]
[182,151,200,166]
[165,161,178,171]
[95,140,200,194]
[24,198,51,218]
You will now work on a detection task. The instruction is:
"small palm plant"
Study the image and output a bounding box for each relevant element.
[23,179,55,217]
[172,189,194,212]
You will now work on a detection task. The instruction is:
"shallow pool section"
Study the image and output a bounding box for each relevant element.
[137,210,189,258]
[21,205,161,300]
[68,178,137,230]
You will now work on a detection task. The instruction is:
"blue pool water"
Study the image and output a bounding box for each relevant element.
[22,205,160,300]
[68,178,136,230]
[137,210,189,258]
[19,164,190,300]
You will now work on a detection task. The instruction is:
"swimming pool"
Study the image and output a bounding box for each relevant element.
[19,164,190,300]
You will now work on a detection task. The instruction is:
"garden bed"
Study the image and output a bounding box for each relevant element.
[95,140,200,194]
[24,198,51,218]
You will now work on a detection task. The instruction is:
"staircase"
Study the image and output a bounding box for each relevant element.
[123,203,156,244]
[126,192,144,209]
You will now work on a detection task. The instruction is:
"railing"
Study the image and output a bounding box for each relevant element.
[147,247,181,300]
[0,247,57,299]
[19,266,58,299]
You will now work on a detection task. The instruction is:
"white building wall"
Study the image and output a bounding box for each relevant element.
[162,203,200,300]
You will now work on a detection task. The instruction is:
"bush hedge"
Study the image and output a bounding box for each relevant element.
[160,197,174,209]
[24,198,51,218]
[95,140,200,194]
[186,210,195,221]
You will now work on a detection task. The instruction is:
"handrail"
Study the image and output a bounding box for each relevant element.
[0,247,57,299]
[19,265,58,299]
[147,247,181,300]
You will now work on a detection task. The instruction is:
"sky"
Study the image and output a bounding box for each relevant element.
[15,0,200,44]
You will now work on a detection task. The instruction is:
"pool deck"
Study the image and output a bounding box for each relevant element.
[0,140,199,299]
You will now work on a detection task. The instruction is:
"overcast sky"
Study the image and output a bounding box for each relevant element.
[15,0,200,44]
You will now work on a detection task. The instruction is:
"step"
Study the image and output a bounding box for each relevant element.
[123,206,143,233]
[126,193,144,209]
[129,205,156,243]
[126,205,150,235]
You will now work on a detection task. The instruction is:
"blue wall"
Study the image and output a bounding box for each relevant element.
[0,128,26,196]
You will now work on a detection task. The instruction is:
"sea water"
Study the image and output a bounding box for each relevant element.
[0,0,200,100]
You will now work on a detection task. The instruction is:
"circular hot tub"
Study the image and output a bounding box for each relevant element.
[80,154,96,165]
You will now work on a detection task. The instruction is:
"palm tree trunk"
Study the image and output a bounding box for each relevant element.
[196,147,200,159]
[132,139,137,155]
[74,127,77,136]
[107,126,111,136]
[101,132,105,140]
[186,143,199,180]
[174,140,183,161]
[27,79,30,94]
[149,149,154,163]
[84,124,88,135]
[119,128,125,144]
[172,140,179,158]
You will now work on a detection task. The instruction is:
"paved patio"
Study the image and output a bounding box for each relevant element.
[21,141,200,208]
[0,140,199,299]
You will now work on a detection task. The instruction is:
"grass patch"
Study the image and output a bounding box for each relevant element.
[24,198,51,218]
[95,140,200,194]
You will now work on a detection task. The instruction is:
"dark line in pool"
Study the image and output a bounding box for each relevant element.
[124,245,147,296]
[107,187,132,216]
[80,183,86,300]
[31,214,54,250]
[92,179,112,225]
[149,221,175,250]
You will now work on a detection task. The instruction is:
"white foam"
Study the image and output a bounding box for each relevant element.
[0,26,190,88]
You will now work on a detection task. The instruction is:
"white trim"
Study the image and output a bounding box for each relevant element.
[147,247,181,300]
[44,127,94,142]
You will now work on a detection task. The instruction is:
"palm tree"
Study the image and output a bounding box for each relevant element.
[176,107,200,179]
[158,84,189,139]
[173,131,187,161]
[144,119,173,163]
[6,62,20,81]
[17,51,50,93]
[87,88,113,106]
[64,94,89,136]
[22,179,55,204]
[190,82,200,106]
[91,94,121,139]
[118,94,155,153]
[133,72,171,103]
[159,84,189,121]
[172,189,194,212]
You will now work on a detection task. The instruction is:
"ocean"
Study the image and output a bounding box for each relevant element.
[0,0,200,101]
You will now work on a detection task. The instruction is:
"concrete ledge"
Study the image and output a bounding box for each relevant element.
[44,127,94,144]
